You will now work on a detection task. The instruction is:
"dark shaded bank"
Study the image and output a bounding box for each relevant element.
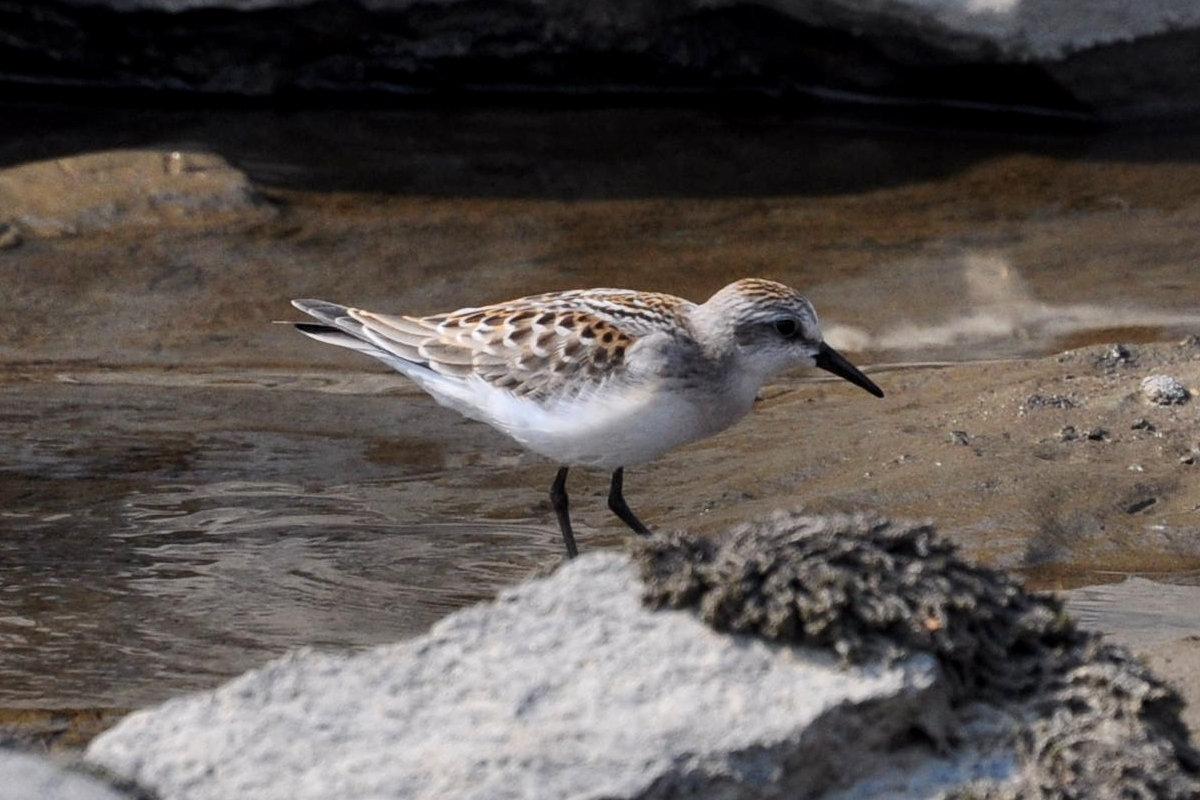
[2,1,1200,119]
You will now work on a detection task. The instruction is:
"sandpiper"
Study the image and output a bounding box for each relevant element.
[293,278,883,557]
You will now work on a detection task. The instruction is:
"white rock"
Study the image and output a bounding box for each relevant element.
[1141,374,1190,405]
[778,0,1200,59]
[85,552,1003,800]
[1,749,132,800]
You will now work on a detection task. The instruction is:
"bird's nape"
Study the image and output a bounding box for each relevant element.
[814,342,884,398]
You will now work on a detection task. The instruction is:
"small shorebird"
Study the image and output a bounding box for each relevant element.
[292,279,882,557]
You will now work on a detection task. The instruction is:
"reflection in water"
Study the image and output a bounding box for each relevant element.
[0,374,572,707]
[1065,577,1200,648]
[824,251,1200,360]
[0,474,556,707]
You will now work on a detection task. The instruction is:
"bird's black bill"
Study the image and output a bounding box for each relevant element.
[814,342,884,398]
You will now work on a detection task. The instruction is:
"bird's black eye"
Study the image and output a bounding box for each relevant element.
[772,318,798,338]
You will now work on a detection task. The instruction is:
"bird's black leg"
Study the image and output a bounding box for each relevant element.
[550,466,579,558]
[608,467,651,536]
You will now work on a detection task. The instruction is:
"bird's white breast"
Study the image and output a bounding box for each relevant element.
[435,373,755,469]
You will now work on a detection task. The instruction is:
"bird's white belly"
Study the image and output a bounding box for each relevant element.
[480,381,751,469]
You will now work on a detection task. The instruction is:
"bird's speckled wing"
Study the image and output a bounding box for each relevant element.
[348,289,693,402]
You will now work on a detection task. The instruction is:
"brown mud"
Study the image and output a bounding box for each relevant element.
[1,106,1199,748]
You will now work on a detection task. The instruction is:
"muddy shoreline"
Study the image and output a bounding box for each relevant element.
[2,107,1199,749]
[4,339,1199,749]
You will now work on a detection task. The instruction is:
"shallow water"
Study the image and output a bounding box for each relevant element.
[3,103,1200,712]
[0,371,578,706]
